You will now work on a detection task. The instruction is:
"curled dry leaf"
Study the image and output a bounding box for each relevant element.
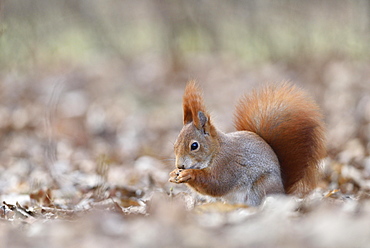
[30,188,54,207]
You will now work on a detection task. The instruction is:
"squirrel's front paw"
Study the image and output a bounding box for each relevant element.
[169,169,193,184]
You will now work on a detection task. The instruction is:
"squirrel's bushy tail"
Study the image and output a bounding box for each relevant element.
[234,83,326,194]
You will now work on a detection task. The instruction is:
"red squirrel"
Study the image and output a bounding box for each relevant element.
[169,81,326,206]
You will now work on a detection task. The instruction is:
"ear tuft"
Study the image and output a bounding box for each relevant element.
[181,81,217,136]
[182,81,207,125]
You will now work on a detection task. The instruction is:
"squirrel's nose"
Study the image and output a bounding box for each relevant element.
[175,157,185,169]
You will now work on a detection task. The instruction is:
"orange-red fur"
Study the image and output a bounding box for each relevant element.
[182,81,217,136]
[183,81,208,126]
[234,83,325,194]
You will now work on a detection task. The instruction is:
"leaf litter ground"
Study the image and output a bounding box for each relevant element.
[0,58,370,247]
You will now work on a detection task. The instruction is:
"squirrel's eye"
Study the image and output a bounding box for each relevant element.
[190,141,199,151]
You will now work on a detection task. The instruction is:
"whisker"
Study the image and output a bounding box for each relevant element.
[167,139,176,147]
[162,158,176,162]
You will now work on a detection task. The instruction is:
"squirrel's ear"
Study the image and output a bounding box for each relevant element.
[196,111,216,136]
[197,111,208,129]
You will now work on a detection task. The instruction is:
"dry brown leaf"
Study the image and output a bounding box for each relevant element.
[30,188,54,207]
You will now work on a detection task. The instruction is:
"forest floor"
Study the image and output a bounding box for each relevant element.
[0,56,370,247]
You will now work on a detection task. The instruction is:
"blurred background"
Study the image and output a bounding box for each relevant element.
[1,1,370,247]
[0,0,370,205]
